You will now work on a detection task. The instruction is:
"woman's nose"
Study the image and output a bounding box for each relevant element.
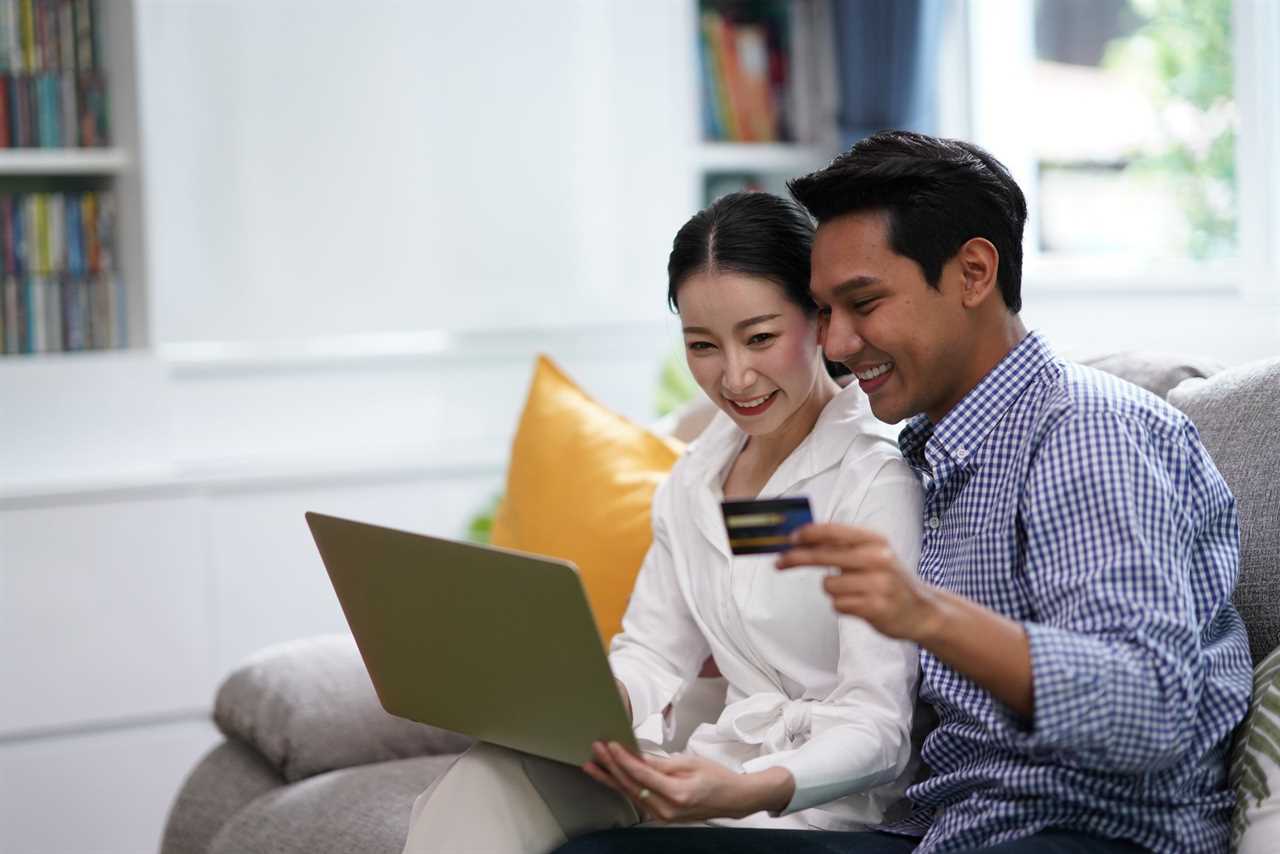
[722,354,758,393]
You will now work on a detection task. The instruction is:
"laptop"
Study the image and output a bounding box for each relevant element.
[304,511,638,767]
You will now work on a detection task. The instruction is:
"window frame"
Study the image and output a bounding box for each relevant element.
[962,0,1280,299]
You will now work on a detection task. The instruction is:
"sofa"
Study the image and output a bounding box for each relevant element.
[160,351,1280,854]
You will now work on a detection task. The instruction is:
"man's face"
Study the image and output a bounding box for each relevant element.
[810,211,970,424]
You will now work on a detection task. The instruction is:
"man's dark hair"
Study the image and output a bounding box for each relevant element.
[668,191,848,377]
[788,130,1027,312]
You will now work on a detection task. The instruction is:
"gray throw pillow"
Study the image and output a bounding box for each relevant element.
[1081,350,1223,400]
[215,635,472,782]
[1168,357,1280,666]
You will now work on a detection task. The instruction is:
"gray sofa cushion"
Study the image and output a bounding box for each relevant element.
[208,753,458,854]
[160,740,284,854]
[215,634,472,783]
[1081,350,1224,399]
[1169,357,1280,666]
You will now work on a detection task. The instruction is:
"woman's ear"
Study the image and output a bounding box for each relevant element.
[957,237,1000,309]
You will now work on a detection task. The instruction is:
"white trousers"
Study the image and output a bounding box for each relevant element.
[401,741,644,854]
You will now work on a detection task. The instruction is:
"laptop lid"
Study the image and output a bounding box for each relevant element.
[304,511,637,766]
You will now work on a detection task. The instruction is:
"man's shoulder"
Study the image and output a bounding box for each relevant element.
[1023,359,1195,449]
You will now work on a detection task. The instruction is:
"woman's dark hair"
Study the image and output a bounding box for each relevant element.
[788,130,1027,312]
[667,191,816,314]
[667,191,847,376]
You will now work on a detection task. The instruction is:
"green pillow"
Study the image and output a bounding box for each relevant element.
[1231,645,1280,852]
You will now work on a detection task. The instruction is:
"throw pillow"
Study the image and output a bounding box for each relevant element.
[1231,645,1280,853]
[491,355,683,646]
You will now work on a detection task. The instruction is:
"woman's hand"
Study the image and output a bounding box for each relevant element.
[582,741,794,822]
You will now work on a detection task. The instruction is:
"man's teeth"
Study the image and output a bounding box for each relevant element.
[855,362,893,381]
[734,392,773,407]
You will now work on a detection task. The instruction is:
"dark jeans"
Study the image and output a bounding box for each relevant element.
[554,828,1149,854]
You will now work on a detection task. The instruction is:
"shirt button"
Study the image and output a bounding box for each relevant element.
[928,515,941,530]
[954,447,968,461]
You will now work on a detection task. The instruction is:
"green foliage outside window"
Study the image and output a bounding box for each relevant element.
[1105,0,1236,259]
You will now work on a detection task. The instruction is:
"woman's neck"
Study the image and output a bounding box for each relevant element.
[724,372,841,498]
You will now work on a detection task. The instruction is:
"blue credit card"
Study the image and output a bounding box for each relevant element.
[720,496,813,555]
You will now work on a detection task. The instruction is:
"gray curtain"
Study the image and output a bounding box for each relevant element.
[832,0,943,144]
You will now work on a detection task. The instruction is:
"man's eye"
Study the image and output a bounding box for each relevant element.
[852,298,878,314]
[817,306,832,318]
[747,332,775,346]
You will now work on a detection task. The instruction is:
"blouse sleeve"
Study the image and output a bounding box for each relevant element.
[742,458,923,814]
[608,477,711,730]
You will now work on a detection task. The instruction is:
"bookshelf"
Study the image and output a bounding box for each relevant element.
[693,0,839,205]
[0,0,145,357]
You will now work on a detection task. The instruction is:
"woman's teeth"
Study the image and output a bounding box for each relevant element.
[734,393,772,407]
[855,362,893,381]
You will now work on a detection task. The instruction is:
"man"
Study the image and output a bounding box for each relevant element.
[562,131,1252,853]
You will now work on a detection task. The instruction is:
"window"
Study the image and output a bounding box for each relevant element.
[966,0,1278,292]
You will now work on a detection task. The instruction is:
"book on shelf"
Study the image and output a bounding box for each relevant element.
[696,0,839,146]
[0,189,123,354]
[0,0,107,149]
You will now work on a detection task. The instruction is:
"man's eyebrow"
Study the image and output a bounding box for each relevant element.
[682,313,781,335]
[831,276,881,298]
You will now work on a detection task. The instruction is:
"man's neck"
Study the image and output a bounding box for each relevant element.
[926,316,1029,424]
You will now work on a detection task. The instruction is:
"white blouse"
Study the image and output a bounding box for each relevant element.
[609,383,924,831]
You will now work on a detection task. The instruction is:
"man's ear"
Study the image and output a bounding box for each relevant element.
[957,237,1000,309]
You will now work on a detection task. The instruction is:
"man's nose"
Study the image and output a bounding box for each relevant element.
[823,313,865,364]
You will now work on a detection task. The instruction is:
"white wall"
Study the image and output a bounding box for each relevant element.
[134,0,695,345]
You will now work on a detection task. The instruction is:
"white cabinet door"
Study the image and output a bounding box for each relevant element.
[209,473,500,677]
[0,496,213,735]
[0,718,220,854]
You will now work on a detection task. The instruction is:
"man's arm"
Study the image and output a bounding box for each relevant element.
[778,525,1034,718]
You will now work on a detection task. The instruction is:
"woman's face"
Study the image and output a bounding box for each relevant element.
[678,271,825,437]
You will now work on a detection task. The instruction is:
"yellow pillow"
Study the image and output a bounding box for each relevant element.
[491,355,683,646]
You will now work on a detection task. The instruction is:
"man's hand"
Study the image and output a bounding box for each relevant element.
[582,741,794,822]
[776,523,942,643]
[778,522,1034,718]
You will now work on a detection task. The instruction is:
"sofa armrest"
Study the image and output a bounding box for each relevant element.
[214,634,472,783]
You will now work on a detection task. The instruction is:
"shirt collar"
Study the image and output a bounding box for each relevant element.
[899,331,1056,472]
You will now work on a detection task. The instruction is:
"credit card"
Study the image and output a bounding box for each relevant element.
[720,496,813,555]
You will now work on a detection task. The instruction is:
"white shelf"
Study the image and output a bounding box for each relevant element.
[0,148,131,176]
[695,142,836,174]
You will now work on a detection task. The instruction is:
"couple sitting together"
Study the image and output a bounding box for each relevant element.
[403,131,1253,854]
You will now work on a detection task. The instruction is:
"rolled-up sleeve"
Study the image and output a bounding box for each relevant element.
[1013,412,1237,773]
[745,461,923,813]
[608,478,709,729]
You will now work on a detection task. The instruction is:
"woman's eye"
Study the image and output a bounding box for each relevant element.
[747,332,775,346]
[687,341,714,352]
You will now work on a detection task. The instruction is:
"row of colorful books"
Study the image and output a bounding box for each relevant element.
[0,70,107,147]
[0,0,101,75]
[697,0,838,145]
[0,0,106,146]
[1,191,116,277]
[1,271,123,352]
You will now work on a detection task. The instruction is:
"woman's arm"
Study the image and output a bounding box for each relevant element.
[608,478,711,728]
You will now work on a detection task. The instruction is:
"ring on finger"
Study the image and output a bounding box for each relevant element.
[638,787,652,801]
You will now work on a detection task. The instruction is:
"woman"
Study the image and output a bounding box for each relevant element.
[403,192,923,854]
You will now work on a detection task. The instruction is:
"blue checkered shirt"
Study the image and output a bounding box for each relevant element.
[887,332,1252,853]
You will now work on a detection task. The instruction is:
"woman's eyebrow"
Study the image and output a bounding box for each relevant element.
[683,313,782,335]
